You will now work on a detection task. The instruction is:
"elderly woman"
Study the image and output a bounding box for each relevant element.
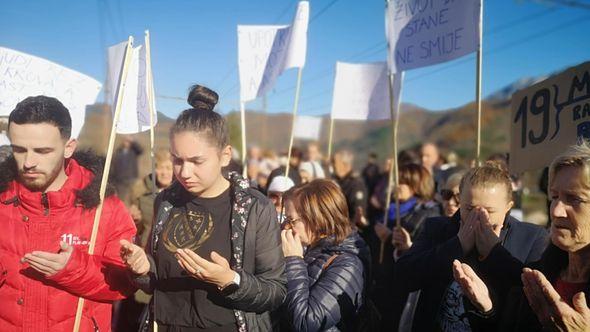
[454,143,590,331]
[280,179,372,331]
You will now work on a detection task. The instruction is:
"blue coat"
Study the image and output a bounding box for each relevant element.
[394,211,548,332]
[283,231,371,332]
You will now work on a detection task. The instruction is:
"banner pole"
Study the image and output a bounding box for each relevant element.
[380,71,404,264]
[72,36,134,332]
[145,30,157,194]
[476,0,484,165]
[240,101,248,178]
[327,115,335,162]
[393,73,404,230]
[285,67,304,178]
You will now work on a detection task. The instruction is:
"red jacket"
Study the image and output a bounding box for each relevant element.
[0,152,136,332]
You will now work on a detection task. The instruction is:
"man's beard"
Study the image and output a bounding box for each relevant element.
[18,165,61,192]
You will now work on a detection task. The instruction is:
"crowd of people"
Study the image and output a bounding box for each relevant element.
[0,84,589,332]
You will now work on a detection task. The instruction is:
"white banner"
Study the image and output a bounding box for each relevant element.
[0,47,102,138]
[106,41,156,134]
[385,0,481,73]
[293,115,322,140]
[238,1,309,102]
[331,62,400,121]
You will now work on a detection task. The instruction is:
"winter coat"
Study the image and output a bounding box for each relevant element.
[394,211,548,332]
[0,151,137,332]
[135,172,286,332]
[283,231,371,332]
[476,242,590,331]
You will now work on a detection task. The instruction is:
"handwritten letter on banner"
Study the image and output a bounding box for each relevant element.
[385,0,481,73]
[510,62,590,173]
[106,41,156,134]
[238,1,309,102]
[0,47,102,138]
[331,62,400,121]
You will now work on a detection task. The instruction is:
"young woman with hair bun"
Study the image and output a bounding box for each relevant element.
[121,85,286,332]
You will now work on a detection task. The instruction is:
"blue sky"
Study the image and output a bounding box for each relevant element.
[2,0,589,118]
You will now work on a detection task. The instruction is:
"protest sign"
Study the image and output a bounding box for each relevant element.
[293,115,322,140]
[0,47,102,138]
[510,61,590,173]
[385,0,481,73]
[331,61,400,120]
[238,1,309,102]
[107,42,156,134]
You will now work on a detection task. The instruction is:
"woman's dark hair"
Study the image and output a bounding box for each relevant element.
[9,95,72,139]
[170,85,228,149]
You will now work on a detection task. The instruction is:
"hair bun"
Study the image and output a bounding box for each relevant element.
[187,85,219,111]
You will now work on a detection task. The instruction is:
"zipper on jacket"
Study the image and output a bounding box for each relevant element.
[41,192,49,216]
[91,317,99,331]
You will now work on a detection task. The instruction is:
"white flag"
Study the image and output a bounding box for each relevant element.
[293,115,322,140]
[331,62,400,121]
[238,1,309,102]
[0,47,102,138]
[106,41,157,134]
[385,0,481,73]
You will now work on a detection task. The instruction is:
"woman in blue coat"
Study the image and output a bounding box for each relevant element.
[280,179,372,332]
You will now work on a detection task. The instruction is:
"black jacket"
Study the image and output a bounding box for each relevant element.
[478,243,590,331]
[394,211,548,332]
[283,231,371,332]
[333,172,367,222]
[112,141,143,183]
[136,172,286,332]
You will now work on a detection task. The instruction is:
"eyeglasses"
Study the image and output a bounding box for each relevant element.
[441,189,460,202]
[284,217,302,227]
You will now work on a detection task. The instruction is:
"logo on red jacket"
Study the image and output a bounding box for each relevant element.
[60,233,90,246]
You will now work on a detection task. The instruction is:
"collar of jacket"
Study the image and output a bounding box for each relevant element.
[307,231,369,259]
[0,150,115,214]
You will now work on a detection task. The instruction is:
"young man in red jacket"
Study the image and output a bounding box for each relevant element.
[0,96,136,331]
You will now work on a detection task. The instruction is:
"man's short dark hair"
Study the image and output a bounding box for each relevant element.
[8,96,72,139]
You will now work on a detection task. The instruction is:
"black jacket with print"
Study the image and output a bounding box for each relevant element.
[136,172,286,332]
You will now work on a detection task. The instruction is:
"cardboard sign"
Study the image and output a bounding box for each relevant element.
[0,47,102,138]
[385,0,481,73]
[331,61,400,120]
[510,61,590,173]
[238,1,309,102]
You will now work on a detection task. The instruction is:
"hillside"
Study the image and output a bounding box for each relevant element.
[77,76,534,175]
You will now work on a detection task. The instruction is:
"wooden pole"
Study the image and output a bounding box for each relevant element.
[145,30,157,194]
[327,116,335,162]
[263,94,269,150]
[392,73,404,229]
[240,101,248,178]
[73,36,134,332]
[285,67,304,178]
[476,0,484,165]
[379,72,404,264]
